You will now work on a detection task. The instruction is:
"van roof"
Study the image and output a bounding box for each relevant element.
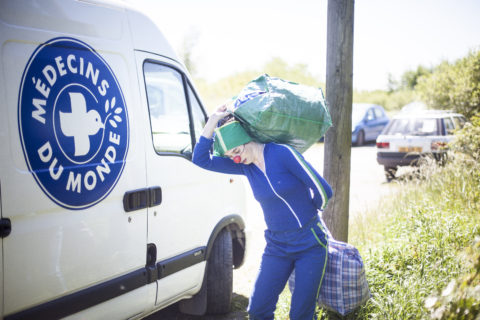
[0,0,180,63]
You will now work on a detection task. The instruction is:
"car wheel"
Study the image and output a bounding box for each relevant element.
[384,166,397,182]
[356,130,365,146]
[434,152,448,166]
[206,228,233,314]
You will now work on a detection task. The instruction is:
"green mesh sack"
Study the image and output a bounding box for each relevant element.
[231,74,331,153]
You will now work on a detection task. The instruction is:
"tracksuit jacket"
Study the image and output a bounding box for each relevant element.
[193,136,333,320]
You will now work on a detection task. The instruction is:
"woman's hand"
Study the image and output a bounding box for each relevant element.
[200,104,231,139]
[210,104,230,122]
[212,104,230,120]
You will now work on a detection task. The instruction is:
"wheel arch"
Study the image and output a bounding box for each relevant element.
[206,214,246,269]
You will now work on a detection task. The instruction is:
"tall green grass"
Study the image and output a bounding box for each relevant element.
[273,151,480,319]
[352,152,479,319]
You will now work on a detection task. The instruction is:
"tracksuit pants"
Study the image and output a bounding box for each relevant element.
[248,216,328,320]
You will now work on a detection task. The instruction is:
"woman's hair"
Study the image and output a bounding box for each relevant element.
[217,113,236,127]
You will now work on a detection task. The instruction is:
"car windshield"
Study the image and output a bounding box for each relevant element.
[385,117,438,136]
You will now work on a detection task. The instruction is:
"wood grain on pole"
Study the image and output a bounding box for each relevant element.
[323,0,355,242]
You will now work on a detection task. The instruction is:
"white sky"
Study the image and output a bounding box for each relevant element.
[126,0,480,91]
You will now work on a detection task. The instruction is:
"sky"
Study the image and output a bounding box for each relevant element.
[126,0,480,91]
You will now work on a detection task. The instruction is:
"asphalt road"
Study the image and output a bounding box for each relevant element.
[148,142,399,319]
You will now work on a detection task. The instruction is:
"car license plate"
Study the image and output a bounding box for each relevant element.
[399,146,422,152]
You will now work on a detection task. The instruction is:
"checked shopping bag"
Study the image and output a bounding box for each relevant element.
[289,223,371,316]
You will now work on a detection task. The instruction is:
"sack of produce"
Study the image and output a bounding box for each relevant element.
[230,74,331,153]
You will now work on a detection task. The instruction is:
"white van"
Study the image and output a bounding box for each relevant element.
[0,1,247,319]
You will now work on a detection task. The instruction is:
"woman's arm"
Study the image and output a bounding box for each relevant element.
[279,145,333,211]
[192,105,244,175]
[200,105,229,139]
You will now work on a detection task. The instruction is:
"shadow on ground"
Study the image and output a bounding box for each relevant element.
[145,293,249,320]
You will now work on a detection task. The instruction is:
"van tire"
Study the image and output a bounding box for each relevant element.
[206,228,233,314]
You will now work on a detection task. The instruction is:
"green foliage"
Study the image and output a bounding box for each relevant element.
[194,71,260,113]
[450,115,480,161]
[400,65,433,90]
[420,115,480,320]
[353,89,418,112]
[416,50,480,118]
[345,121,480,319]
[273,137,480,320]
[194,58,324,113]
[388,66,433,92]
[425,239,480,320]
[192,47,480,123]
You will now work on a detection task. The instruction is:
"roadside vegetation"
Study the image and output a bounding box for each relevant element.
[348,115,480,319]
[271,116,480,319]
[193,48,480,118]
[194,57,325,113]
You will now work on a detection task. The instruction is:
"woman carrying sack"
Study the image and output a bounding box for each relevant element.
[192,105,333,320]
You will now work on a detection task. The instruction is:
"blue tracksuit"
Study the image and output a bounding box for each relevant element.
[193,137,333,319]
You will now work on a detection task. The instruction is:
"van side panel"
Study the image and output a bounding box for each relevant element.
[0,1,151,317]
[0,183,4,320]
[0,0,248,318]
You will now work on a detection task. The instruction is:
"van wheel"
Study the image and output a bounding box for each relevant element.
[385,166,397,182]
[207,228,233,314]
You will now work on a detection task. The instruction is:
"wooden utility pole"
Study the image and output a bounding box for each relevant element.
[323,0,355,242]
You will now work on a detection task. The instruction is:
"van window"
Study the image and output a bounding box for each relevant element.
[188,84,206,143]
[144,62,192,155]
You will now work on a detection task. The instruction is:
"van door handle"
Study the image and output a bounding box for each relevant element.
[0,218,11,238]
[123,187,162,212]
[123,188,149,212]
[149,186,162,207]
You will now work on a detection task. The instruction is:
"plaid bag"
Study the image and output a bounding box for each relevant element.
[289,220,371,316]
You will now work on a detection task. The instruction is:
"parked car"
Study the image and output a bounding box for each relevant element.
[0,1,247,319]
[376,110,466,181]
[352,103,390,146]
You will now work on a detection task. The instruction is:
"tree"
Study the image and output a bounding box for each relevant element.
[323,0,355,242]
[416,50,480,118]
[400,65,431,90]
[179,27,201,76]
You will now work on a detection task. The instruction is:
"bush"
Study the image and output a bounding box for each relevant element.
[416,50,480,118]
[346,117,480,319]
[450,115,480,161]
[425,238,480,320]
[353,89,418,112]
[421,114,480,320]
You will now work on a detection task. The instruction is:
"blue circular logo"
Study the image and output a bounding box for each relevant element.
[18,37,129,210]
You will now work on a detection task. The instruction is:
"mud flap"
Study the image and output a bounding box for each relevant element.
[178,270,208,316]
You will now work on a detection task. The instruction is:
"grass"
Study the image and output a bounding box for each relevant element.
[274,152,480,319]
